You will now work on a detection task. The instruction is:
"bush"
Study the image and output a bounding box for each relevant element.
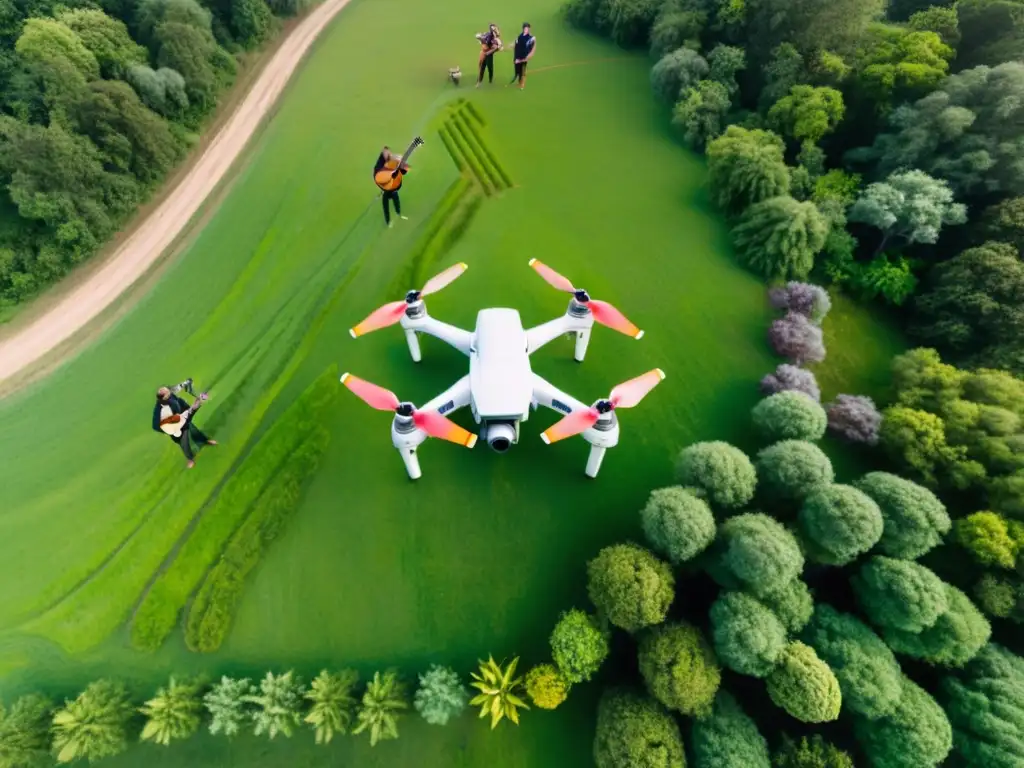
[140,677,203,746]
[769,282,832,324]
[756,440,834,501]
[587,544,675,633]
[826,395,882,445]
[802,605,903,720]
[974,574,1021,620]
[639,622,722,718]
[0,693,53,768]
[354,670,408,746]
[205,677,253,737]
[649,10,706,58]
[760,364,821,402]
[733,197,829,282]
[650,47,708,101]
[640,486,716,564]
[855,472,950,559]
[769,312,826,364]
[955,511,1020,569]
[883,584,991,668]
[766,642,841,723]
[757,579,814,633]
[413,666,466,726]
[525,664,570,710]
[593,688,685,768]
[852,556,949,633]
[606,0,662,46]
[244,671,304,740]
[675,441,757,508]
[798,484,884,566]
[304,670,359,743]
[853,676,952,768]
[753,391,828,442]
[706,126,791,215]
[710,591,787,678]
[51,680,133,764]
[709,513,805,597]
[773,734,854,768]
[691,691,771,768]
[550,609,610,683]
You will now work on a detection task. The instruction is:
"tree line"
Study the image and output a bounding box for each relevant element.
[0,0,305,311]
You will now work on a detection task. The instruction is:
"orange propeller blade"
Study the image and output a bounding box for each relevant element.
[421,262,469,296]
[414,410,478,448]
[340,373,401,411]
[540,407,600,445]
[349,301,407,338]
[529,259,576,293]
[610,369,666,409]
[589,300,644,340]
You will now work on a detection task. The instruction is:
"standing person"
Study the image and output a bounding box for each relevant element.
[475,23,502,87]
[374,146,409,228]
[153,383,216,469]
[510,23,536,89]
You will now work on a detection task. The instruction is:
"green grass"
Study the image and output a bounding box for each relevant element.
[0,0,903,764]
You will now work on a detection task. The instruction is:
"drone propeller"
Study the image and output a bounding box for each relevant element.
[540,369,666,445]
[349,262,469,338]
[340,372,477,448]
[528,259,644,340]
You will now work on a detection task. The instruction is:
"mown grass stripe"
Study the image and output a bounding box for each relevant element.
[437,126,465,173]
[445,118,492,194]
[454,113,507,191]
[461,114,513,189]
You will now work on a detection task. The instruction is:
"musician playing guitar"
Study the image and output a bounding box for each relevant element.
[153,384,216,468]
[374,142,421,227]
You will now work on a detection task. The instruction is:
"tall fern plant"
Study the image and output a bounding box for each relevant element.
[303,669,359,744]
[353,671,408,747]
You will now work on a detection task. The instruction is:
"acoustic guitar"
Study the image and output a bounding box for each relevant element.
[374,136,424,192]
[159,392,209,438]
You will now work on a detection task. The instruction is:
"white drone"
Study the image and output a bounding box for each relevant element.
[340,260,666,479]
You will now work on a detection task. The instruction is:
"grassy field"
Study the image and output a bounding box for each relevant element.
[0,0,903,764]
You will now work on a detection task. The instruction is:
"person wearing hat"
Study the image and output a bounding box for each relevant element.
[510,23,536,89]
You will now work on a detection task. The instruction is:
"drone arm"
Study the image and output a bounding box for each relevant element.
[530,373,590,415]
[525,312,593,356]
[401,314,472,357]
[420,374,473,415]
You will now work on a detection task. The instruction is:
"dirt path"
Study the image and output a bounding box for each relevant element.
[0,0,353,387]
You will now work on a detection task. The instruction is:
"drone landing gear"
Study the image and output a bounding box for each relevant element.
[404,329,422,363]
[400,447,423,480]
[574,330,591,363]
[585,445,606,478]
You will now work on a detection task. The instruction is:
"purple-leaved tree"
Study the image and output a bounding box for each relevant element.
[769,312,826,365]
[768,282,832,325]
[827,395,882,445]
[760,364,821,402]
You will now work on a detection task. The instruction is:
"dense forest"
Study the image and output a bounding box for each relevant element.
[0,0,306,310]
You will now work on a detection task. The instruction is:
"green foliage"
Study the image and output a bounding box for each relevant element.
[853,556,949,633]
[733,196,829,281]
[413,666,466,726]
[798,483,884,566]
[707,44,746,94]
[0,693,53,768]
[675,441,757,509]
[304,669,359,742]
[768,85,844,144]
[651,46,709,101]
[706,126,791,215]
[710,591,787,678]
[756,440,834,501]
[760,43,808,110]
[469,657,527,730]
[524,664,570,710]
[649,10,706,58]
[974,573,1021,620]
[853,676,952,768]
[957,0,1024,69]
[691,690,771,768]
[204,677,253,737]
[638,622,721,717]
[243,671,304,740]
[752,391,828,442]
[57,9,146,79]
[978,196,1024,251]
[139,677,202,746]
[756,579,814,633]
[229,0,273,47]
[593,688,685,768]
[745,0,885,57]
[588,543,675,632]
[766,641,841,723]
[883,584,992,667]
[850,254,919,306]
[813,169,861,208]
[672,79,731,150]
[16,17,99,80]
[940,642,1024,768]
[879,405,981,490]
[354,670,409,744]
[907,6,960,47]
[773,734,854,768]
[51,680,132,764]
[802,605,903,720]
[955,511,1020,568]
[550,608,610,683]
[640,486,716,565]
[855,471,950,559]
[854,24,953,105]
[709,513,805,596]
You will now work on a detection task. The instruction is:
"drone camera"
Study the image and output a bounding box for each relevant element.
[485,421,518,453]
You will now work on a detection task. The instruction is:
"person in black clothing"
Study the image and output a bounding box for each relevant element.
[153,384,216,468]
[510,23,536,89]
[475,23,502,87]
[374,146,409,228]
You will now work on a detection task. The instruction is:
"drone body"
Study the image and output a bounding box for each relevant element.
[343,261,665,479]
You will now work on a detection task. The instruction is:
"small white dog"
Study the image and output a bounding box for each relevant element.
[449,66,462,86]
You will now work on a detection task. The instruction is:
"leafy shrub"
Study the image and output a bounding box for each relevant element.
[675,441,757,508]
[0,693,53,768]
[802,605,903,720]
[305,669,359,741]
[773,734,854,768]
[649,10,706,58]
[205,677,253,737]
[587,543,675,633]
[691,691,771,768]
[710,591,787,678]
[524,664,570,710]
[853,556,949,633]
[639,622,721,718]
[709,513,805,597]
[413,666,466,726]
[51,680,133,764]
[593,688,685,768]
[606,0,662,46]
[244,671,304,740]
[733,197,829,281]
[882,584,991,667]
[469,657,527,730]
[826,395,882,445]
[974,574,1021,621]
[757,579,814,633]
[706,126,791,215]
[853,676,952,768]
[855,472,950,559]
[760,364,821,402]
[139,677,203,746]
[753,391,828,442]
[768,282,832,324]
[769,312,826,364]
[766,642,842,723]
[550,609,610,683]
[354,671,408,745]
[955,511,1020,569]
[756,440,834,501]
[798,484,884,566]
[640,486,716,564]
[650,47,708,101]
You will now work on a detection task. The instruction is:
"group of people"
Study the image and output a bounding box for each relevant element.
[476,22,537,90]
